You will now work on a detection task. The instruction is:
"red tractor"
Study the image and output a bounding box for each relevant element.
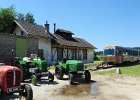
[0,64,33,100]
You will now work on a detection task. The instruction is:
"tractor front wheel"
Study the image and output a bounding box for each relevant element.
[69,74,74,85]
[31,75,37,86]
[55,66,64,80]
[20,84,33,100]
[48,72,54,82]
[85,70,91,83]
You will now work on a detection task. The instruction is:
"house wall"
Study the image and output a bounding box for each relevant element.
[38,37,52,65]
[81,48,94,63]
[0,34,38,64]
[0,34,16,64]
[51,46,94,65]
[27,38,38,56]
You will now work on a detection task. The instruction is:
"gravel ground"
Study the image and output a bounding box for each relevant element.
[1,70,140,100]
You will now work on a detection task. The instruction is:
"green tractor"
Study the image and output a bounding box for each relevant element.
[14,54,54,85]
[55,59,91,84]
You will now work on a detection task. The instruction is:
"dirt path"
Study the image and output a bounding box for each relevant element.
[1,72,140,100]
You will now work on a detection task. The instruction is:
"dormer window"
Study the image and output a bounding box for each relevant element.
[21,31,24,36]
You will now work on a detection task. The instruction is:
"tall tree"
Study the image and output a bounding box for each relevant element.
[17,13,25,22]
[25,12,35,23]
[0,5,16,33]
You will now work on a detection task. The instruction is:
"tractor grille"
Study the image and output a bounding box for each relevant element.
[6,71,21,88]
[76,63,84,71]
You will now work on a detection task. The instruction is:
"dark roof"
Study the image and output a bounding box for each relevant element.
[11,20,52,38]
[56,29,74,35]
[52,32,96,49]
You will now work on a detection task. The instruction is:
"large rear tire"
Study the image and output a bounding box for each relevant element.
[35,68,42,80]
[20,84,33,100]
[18,64,26,81]
[55,66,64,80]
[85,70,91,83]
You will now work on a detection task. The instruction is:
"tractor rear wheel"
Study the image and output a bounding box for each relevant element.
[55,66,64,80]
[85,70,91,83]
[20,84,33,100]
[31,75,37,86]
[35,68,42,80]
[69,74,74,85]
[18,65,26,81]
[48,72,54,82]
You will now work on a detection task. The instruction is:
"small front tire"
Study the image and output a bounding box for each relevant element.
[55,66,64,80]
[0,86,2,96]
[20,84,33,100]
[69,74,74,85]
[85,70,91,83]
[48,72,54,82]
[31,75,37,86]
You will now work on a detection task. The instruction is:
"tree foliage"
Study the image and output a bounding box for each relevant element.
[16,12,35,23]
[0,6,35,33]
[17,13,25,22]
[24,12,35,23]
[0,5,16,33]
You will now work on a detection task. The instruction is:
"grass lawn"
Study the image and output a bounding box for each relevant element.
[84,61,103,68]
[94,64,140,77]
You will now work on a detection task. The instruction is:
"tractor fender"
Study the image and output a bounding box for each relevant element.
[55,62,62,67]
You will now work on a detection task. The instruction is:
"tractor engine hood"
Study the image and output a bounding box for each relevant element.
[0,66,20,74]
[66,60,84,72]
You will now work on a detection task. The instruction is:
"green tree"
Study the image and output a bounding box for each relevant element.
[25,12,35,23]
[0,6,35,33]
[17,13,25,22]
[0,5,16,33]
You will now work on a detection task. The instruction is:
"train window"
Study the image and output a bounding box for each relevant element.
[118,50,122,55]
[104,49,115,56]
[116,50,119,55]
[116,49,122,55]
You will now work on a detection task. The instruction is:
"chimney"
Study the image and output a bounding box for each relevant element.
[44,21,49,33]
[54,23,56,34]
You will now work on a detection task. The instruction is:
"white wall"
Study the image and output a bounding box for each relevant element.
[87,49,94,63]
[81,49,94,63]
[38,37,52,65]
[13,26,25,36]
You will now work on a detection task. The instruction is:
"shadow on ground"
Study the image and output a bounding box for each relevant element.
[22,77,59,86]
[1,94,20,100]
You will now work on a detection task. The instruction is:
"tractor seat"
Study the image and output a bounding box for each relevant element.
[23,57,31,62]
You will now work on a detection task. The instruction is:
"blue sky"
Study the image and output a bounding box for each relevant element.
[0,0,140,51]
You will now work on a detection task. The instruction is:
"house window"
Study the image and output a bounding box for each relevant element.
[21,31,24,36]
[38,49,44,60]
[71,49,76,60]
[57,48,63,60]
[83,49,87,60]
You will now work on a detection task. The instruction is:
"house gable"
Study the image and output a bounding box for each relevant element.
[13,25,26,36]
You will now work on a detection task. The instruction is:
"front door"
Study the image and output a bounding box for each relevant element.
[16,38,27,57]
